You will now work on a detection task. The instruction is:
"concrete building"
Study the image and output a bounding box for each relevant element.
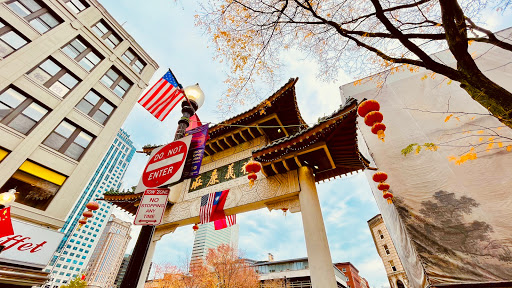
[190,222,239,268]
[113,253,130,288]
[253,257,349,288]
[368,215,408,288]
[84,214,131,288]
[334,262,369,288]
[0,0,156,286]
[43,129,135,287]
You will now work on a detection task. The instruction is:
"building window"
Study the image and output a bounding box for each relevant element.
[384,244,390,255]
[0,19,28,57]
[75,90,114,124]
[378,229,384,239]
[0,160,66,210]
[121,48,146,73]
[62,37,102,72]
[100,68,132,97]
[91,20,121,49]
[63,0,88,13]
[43,120,94,160]
[0,87,49,135]
[342,268,346,272]
[28,58,80,97]
[389,260,397,272]
[6,0,62,34]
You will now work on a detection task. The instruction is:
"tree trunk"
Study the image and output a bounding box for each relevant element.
[440,0,512,128]
[459,72,512,128]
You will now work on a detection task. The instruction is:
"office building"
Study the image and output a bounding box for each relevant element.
[44,129,135,287]
[334,262,370,288]
[368,215,408,288]
[254,257,349,288]
[114,253,130,288]
[0,0,157,286]
[190,222,239,268]
[84,214,131,288]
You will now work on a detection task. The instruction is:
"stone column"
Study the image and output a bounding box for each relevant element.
[136,225,178,288]
[298,166,337,288]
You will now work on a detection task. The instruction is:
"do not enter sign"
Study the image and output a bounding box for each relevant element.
[136,135,192,192]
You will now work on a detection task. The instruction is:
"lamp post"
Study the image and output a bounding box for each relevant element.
[120,84,205,288]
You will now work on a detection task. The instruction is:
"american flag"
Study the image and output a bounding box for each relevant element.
[199,190,229,224]
[138,70,185,121]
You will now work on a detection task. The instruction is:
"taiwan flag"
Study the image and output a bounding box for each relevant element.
[214,214,237,230]
[0,207,14,238]
[199,190,229,224]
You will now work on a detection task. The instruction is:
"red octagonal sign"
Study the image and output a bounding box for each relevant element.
[140,136,191,188]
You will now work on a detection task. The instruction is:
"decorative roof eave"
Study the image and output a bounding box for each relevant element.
[101,192,144,215]
[207,78,306,142]
[253,98,369,182]
[253,98,358,158]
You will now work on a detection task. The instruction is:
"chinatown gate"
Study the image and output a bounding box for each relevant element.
[104,78,369,288]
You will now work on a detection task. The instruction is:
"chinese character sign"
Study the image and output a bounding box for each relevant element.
[188,157,251,193]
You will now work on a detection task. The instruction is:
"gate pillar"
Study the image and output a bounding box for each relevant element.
[298,166,337,288]
[136,224,178,288]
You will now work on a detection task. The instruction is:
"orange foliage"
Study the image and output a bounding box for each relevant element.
[205,244,260,288]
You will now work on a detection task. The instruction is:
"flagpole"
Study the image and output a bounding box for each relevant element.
[168,68,197,117]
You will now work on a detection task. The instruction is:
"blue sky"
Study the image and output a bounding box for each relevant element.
[97,1,512,287]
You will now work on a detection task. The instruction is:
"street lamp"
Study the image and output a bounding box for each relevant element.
[0,188,16,209]
[121,83,205,288]
[174,84,205,140]
[184,84,205,109]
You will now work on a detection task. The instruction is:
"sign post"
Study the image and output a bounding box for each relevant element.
[134,189,170,225]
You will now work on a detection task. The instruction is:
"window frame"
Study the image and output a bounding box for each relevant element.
[61,37,103,72]
[383,244,390,255]
[91,20,122,49]
[100,67,132,98]
[0,86,49,135]
[62,0,89,13]
[121,48,146,74]
[43,120,94,161]
[0,18,29,57]
[6,0,62,34]
[75,90,115,125]
[28,57,80,97]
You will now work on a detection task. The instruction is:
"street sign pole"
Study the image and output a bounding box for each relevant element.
[121,100,197,288]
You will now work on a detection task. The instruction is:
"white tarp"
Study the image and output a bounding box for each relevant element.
[344,28,512,287]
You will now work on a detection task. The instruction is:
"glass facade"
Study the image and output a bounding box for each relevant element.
[44,129,135,286]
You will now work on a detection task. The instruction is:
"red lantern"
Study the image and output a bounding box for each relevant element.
[86,201,99,211]
[358,100,380,117]
[82,210,93,218]
[371,123,386,142]
[245,160,261,174]
[192,224,199,232]
[78,218,87,225]
[372,172,388,183]
[377,183,390,191]
[383,191,394,204]
[244,160,261,188]
[364,111,384,126]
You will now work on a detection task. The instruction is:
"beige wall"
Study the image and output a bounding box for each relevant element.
[0,0,157,228]
[368,215,409,288]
